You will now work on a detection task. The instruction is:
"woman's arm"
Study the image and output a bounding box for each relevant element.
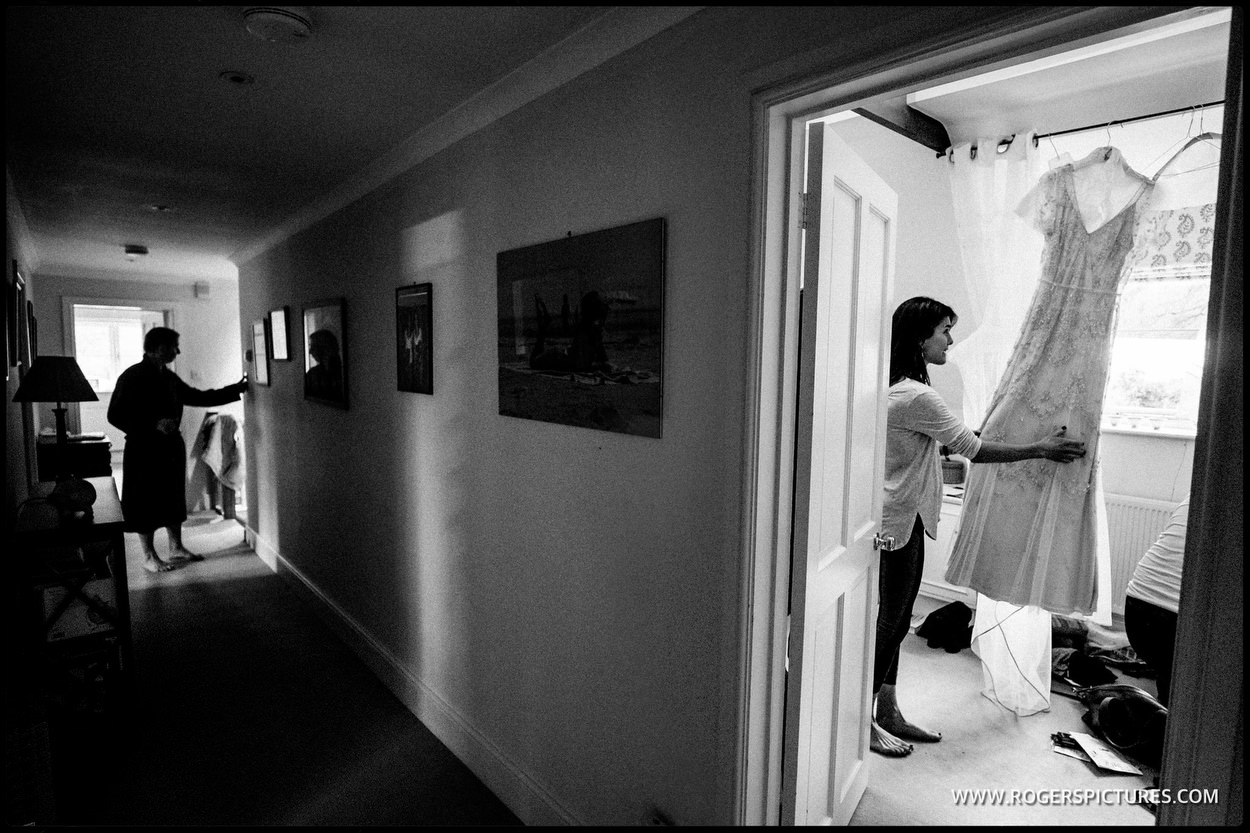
[971,428,1086,464]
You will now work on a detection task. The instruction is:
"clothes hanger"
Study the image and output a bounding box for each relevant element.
[1149,106,1223,182]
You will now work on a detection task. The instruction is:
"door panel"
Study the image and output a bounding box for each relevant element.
[782,121,897,826]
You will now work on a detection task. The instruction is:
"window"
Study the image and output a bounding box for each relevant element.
[73,305,166,393]
[1049,107,1222,436]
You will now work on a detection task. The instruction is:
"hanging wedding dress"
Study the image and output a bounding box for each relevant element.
[946,147,1154,614]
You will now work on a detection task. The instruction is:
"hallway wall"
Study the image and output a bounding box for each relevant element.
[230,7,1156,826]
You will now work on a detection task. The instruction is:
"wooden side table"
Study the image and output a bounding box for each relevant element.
[16,476,133,713]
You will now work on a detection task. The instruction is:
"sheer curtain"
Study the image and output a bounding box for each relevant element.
[946,132,1058,716]
[945,131,1046,427]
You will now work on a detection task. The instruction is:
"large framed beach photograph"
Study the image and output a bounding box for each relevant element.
[303,298,347,408]
[396,283,432,394]
[497,217,666,438]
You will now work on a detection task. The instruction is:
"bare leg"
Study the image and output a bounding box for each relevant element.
[166,524,203,562]
[875,683,941,743]
[139,531,175,573]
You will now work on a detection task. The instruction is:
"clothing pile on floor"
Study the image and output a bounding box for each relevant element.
[1050,614,1154,687]
[915,601,972,653]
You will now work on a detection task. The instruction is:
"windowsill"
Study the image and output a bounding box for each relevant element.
[1101,424,1197,441]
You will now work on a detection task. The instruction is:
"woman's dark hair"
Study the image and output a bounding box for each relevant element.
[143,326,180,352]
[889,296,957,385]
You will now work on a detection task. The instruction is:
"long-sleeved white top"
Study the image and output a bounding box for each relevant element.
[881,378,982,547]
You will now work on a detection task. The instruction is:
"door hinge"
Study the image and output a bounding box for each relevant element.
[799,192,809,229]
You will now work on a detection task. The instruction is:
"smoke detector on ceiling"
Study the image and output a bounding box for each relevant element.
[243,6,312,43]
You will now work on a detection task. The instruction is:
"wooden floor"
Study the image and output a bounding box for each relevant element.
[44,511,521,827]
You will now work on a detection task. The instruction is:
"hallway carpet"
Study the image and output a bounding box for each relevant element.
[48,512,521,827]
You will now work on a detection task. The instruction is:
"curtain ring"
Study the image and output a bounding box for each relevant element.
[970,145,978,160]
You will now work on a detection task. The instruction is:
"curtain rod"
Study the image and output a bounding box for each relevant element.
[1034,99,1224,143]
[937,99,1225,158]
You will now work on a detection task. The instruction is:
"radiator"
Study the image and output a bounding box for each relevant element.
[1105,493,1176,616]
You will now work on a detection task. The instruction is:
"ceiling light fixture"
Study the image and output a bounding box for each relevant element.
[219,70,256,86]
[124,244,149,261]
[243,6,313,43]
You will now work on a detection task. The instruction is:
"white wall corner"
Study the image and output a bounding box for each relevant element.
[6,166,41,275]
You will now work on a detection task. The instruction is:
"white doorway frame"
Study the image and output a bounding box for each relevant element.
[736,5,1230,825]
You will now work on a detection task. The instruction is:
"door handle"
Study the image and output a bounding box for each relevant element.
[873,533,895,551]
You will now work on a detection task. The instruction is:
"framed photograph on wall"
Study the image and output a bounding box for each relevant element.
[497,217,666,438]
[303,298,348,408]
[396,283,432,394]
[10,262,25,370]
[27,303,37,361]
[251,319,270,386]
[269,306,291,361]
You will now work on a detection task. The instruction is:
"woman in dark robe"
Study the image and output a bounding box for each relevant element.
[108,327,247,572]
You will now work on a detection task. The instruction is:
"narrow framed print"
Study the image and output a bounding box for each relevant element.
[396,283,432,394]
[269,306,291,361]
[251,319,270,386]
[303,298,347,408]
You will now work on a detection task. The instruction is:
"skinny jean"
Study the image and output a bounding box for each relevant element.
[1124,594,1177,707]
[874,515,925,692]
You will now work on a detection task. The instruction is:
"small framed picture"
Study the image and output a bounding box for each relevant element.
[251,320,270,386]
[269,306,291,361]
[303,298,348,408]
[396,283,432,394]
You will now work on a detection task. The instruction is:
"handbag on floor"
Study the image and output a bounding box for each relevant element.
[1076,683,1168,767]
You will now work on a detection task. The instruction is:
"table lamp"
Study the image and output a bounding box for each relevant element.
[13,355,101,512]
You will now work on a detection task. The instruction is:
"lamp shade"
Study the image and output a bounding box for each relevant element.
[13,355,99,404]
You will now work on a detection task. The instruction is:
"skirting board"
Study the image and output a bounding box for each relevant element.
[244,524,577,826]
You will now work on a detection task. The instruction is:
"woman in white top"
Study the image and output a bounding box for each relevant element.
[874,297,1088,757]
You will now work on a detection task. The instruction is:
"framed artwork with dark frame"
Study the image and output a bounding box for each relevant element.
[251,319,270,386]
[268,306,291,361]
[27,302,37,361]
[9,261,26,371]
[497,217,666,437]
[396,283,433,394]
[303,298,347,408]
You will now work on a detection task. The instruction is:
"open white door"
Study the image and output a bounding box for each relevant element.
[780,121,896,825]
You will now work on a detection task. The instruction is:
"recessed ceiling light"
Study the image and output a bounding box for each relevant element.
[243,6,313,43]
[146,204,173,213]
[219,70,256,86]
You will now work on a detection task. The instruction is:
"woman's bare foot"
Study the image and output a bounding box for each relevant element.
[877,714,942,743]
[870,721,913,757]
[143,556,176,573]
[876,683,941,743]
[169,547,204,562]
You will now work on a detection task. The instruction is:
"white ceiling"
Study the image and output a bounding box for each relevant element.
[5,7,1233,285]
[909,9,1231,145]
[5,5,632,281]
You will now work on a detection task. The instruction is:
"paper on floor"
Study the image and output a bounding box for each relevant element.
[1069,732,1142,774]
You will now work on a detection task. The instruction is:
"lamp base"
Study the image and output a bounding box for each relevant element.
[49,475,97,523]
